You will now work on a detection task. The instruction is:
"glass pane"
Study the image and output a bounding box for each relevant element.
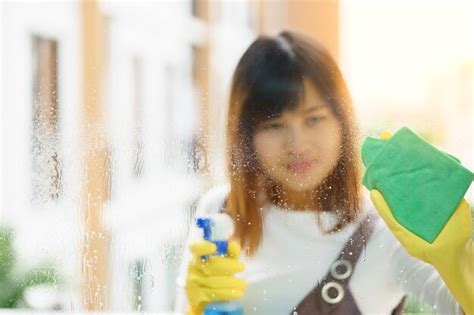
[1,1,472,314]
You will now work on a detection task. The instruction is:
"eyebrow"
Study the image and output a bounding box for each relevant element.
[265,105,326,122]
[303,105,326,113]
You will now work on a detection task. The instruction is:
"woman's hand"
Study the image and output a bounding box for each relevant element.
[370,190,472,264]
[185,240,247,315]
[370,130,473,314]
[371,187,473,314]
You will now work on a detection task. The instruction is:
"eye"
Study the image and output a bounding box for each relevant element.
[306,116,325,126]
[262,122,284,130]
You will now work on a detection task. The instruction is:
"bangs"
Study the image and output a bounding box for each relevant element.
[239,42,306,129]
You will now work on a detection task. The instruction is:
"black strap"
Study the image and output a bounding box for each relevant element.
[292,213,379,314]
[326,212,379,286]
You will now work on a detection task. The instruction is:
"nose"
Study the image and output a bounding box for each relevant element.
[285,125,309,157]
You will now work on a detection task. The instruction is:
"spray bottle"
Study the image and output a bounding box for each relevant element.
[196,214,244,315]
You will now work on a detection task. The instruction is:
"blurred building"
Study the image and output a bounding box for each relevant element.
[1,0,336,311]
[1,0,471,313]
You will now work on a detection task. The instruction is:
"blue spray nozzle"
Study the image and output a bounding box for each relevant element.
[196,215,243,314]
[196,218,212,240]
[196,217,228,256]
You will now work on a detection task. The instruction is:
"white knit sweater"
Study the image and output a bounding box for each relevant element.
[175,185,462,314]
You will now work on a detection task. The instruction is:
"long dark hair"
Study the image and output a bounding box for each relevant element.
[225,31,362,255]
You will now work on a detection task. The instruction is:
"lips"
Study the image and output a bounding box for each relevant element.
[286,160,315,173]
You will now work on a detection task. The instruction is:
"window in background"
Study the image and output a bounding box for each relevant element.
[190,45,207,173]
[248,1,260,32]
[130,258,146,311]
[132,56,144,177]
[191,0,209,21]
[31,35,62,203]
[191,45,200,86]
[191,0,198,18]
[163,64,177,169]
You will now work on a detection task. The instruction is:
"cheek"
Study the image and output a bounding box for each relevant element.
[253,134,282,170]
[318,121,343,163]
[306,119,342,163]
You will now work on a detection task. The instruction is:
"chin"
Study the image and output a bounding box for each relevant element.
[282,179,321,192]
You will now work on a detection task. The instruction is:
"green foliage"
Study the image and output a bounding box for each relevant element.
[0,226,62,308]
[403,295,436,314]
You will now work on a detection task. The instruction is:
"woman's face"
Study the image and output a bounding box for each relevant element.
[253,79,343,193]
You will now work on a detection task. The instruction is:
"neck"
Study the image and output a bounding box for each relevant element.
[272,186,321,211]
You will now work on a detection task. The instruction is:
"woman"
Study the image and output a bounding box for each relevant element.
[175,31,468,314]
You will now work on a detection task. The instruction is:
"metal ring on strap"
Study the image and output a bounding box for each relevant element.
[321,281,344,304]
[329,259,353,280]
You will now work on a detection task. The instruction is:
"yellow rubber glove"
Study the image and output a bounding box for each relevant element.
[185,240,247,315]
[370,131,474,314]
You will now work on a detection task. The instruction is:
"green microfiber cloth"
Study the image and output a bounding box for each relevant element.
[362,127,473,243]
